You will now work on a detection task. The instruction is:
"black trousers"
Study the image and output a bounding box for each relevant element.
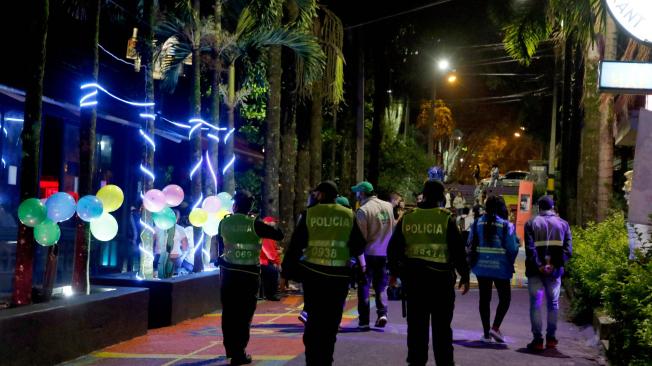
[403,268,457,366]
[357,255,388,325]
[220,266,260,359]
[303,273,350,366]
[477,276,511,336]
[260,263,279,300]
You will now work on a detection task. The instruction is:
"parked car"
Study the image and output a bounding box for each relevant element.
[500,170,530,187]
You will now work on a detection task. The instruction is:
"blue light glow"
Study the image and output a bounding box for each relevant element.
[189,157,203,179]
[98,44,135,67]
[79,90,97,105]
[139,113,156,120]
[222,155,235,175]
[139,164,156,181]
[4,117,24,122]
[192,232,206,256]
[188,118,226,131]
[207,133,220,142]
[224,128,235,143]
[205,150,218,194]
[80,83,155,107]
[188,123,202,138]
[1,158,5,168]
[80,101,98,108]
[192,193,203,211]
[139,245,155,258]
[139,219,155,234]
[139,130,156,151]
[161,117,191,129]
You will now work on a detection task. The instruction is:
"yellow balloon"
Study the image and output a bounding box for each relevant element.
[96,185,124,213]
[215,209,230,221]
[189,208,209,227]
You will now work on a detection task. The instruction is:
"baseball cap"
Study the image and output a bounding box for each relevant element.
[351,181,374,193]
[335,196,351,207]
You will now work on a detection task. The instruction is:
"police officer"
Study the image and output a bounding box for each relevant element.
[218,190,283,365]
[282,181,365,365]
[388,180,470,366]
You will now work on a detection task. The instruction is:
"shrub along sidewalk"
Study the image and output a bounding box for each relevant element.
[566,213,652,366]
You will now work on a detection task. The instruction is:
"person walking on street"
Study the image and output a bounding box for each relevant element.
[525,196,572,351]
[282,181,366,365]
[352,181,397,330]
[467,196,519,343]
[218,191,284,365]
[473,164,481,186]
[388,180,470,366]
[490,164,500,187]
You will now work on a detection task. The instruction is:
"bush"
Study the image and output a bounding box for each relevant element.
[567,212,652,365]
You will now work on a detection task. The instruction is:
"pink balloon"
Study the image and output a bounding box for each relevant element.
[143,189,166,212]
[202,196,222,213]
[162,184,184,207]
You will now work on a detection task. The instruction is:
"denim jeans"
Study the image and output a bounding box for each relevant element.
[357,255,389,326]
[528,275,561,340]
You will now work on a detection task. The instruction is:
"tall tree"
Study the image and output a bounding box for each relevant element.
[12,0,49,306]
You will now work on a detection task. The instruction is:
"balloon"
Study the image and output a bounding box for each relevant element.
[18,198,47,227]
[202,196,222,213]
[189,208,209,227]
[90,212,119,241]
[203,215,221,236]
[76,195,104,222]
[45,192,77,222]
[217,192,233,210]
[96,185,124,213]
[34,219,61,246]
[153,207,176,230]
[162,184,184,207]
[215,209,230,221]
[143,189,166,213]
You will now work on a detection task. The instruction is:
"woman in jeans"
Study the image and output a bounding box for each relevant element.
[467,196,519,343]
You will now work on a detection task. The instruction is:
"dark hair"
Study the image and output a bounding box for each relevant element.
[422,180,445,205]
[463,207,470,215]
[483,195,507,241]
[315,180,339,202]
[233,190,254,213]
[538,195,554,211]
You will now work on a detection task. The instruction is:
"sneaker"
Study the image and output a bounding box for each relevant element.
[375,315,388,328]
[546,336,559,349]
[489,328,505,343]
[527,339,545,352]
[358,323,370,331]
[480,335,493,343]
[298,311,308,324]
[230,354,252,365]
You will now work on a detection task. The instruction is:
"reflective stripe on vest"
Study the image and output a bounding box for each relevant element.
[402,208,450,263]
[477,247,507,254]
[304,204,354,267]
[534,240,563,247]
[221,214,261,265]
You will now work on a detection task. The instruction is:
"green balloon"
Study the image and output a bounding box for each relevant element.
[18,198,47,228]
[34,219,61,246]
[152,207,176,230]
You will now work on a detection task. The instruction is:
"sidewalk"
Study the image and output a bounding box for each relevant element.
[63,288,605,366]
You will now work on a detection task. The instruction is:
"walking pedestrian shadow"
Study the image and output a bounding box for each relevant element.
[453,339,509,349]
[175,356,229,366]
[516,347,570,358]
[251,323,305,333]
[338,327,385,333]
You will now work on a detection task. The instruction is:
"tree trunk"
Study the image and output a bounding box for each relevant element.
[207,0,222,196]
[295,105,310,217]
[279,49,297,246]
[190,0,202,205]
[72,0,100,295]
[223,63,236,193]
[355,33,365,183]
[139,0,156,279]
[330,108,338,179]
[263,46,282,217]
[12,0,49,306]
[596,16,617,222]
[309,83,323,188]
[369,54,388,187]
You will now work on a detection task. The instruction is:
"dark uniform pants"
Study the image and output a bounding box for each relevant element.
[303,273,350,366]
[220,266,260,359]
[403,267,457,366]
[261,263,280,300]
[357,255,389,325]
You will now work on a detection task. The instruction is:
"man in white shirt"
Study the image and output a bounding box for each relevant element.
[352,181,397,329]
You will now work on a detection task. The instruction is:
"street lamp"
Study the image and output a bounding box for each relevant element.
[438,59,450,71]
[430,58,454,160]
[447,74,457,84]
[514,132,522,138]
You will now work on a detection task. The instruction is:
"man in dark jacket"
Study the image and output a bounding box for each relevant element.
[524,196,572,351]
[388,180,470,366]
[282,181,366,366]
[218,190,284,365]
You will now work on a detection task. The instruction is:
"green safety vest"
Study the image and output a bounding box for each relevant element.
[304,204,354,267]
[402,208,450,264]
[221,214,261,265]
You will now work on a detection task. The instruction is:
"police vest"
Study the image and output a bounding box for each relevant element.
[304,204,354,267]
[221,214,261,266]
[402,208,450,263]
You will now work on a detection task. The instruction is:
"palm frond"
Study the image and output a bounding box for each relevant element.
[502,1,551,66]
[155,36,192,92]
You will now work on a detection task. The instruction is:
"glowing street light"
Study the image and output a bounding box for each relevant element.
[447,74,457,83]
[438,59,450,71]
[514,132,522,138]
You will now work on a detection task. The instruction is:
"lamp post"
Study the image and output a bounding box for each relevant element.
[429,59,451,160]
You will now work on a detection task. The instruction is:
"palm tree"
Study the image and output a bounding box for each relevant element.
[500,0,613,224]
[11,0,49,306]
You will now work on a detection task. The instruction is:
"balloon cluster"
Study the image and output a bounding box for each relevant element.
[17,185,124,246]
[142,185,185,231]
[189,192,233,236]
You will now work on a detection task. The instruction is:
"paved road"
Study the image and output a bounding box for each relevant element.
[64,288,605,366]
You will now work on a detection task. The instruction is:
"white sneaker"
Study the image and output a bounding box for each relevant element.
[375,316,388,328]
[480,335,493,343]
[489,328,505,343]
